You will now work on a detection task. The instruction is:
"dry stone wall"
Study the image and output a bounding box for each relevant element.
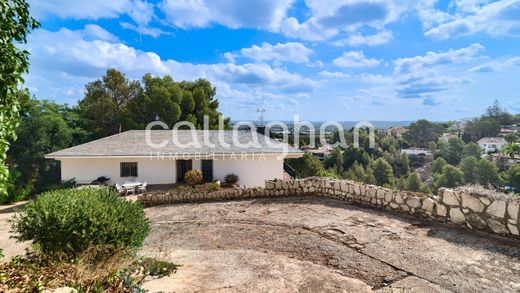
[138,177,519,239]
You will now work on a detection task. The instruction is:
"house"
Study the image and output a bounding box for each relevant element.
[477,137,507,153]
[491,153,520,167]
[387,126,408,138]
[300,145,332,161]
[45,130,303,188]
[401,148,434,161]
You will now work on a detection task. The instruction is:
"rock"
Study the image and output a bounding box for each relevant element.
[390,203,399,209]
[479,197,491,206]
[422,198,434,212]
[340,182,348,192]
[406,197,421,208]
[449,208,466,224]
[436,203,447,217]
[353,185,361,196]
[376,189,385,199]
[460,194,484,212]
[442,189,459,206]
[384,192,393,203]
[395,193,404,204]
[401,205,410,212]
[43,288,78,293]
[487,200,506,218]
[486,218,509,234]
[507,202,519,221]
[466,214,487,230]
[508,224,519,236]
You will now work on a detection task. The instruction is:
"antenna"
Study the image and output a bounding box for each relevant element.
[257,108,266,126]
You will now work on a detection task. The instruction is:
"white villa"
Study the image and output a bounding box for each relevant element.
[477,137,507,153]
[45,130,303,187]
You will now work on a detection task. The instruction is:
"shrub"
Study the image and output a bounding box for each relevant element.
[170,182,220,195]
[11,187,150,258]
[225,173,239,186]
[184,170,203,185]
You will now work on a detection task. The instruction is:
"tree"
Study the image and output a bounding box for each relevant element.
[406,172,423,192]
[503,143,520,159]
[445,137,465,164]
[286,154,325,178]
[505,165,520,192]
[476,159,501,187]
[431,157,448,174]
[403,119,442,148]
[6,98,73,203]
[372,158,394,186]
[485,100,513,126]
[463,142,482,159]
[0,0,39,199]
[324,147,343,174]
[504,133,518,144]
[459,156,478,184]
[435,165,465,188]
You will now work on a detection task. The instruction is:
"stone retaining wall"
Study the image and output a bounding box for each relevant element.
[138,177,519,239]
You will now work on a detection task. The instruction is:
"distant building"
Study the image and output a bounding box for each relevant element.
[401,148,434,161]
[491,153,520,167]
[387,126,408,138]
[301,145,333,161]
[477,137,507,153]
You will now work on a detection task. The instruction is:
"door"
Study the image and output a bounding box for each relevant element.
[201,160,213,182]
[176,160,192,182]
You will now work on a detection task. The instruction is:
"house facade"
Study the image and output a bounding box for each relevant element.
[477,137,507,153]
[45,130,303,187]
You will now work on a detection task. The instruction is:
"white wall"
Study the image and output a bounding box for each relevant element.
[58,155,284,187]
[60,157,176,185]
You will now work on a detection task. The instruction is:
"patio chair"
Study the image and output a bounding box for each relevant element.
[137,181,147,194]
[115,184,126,196]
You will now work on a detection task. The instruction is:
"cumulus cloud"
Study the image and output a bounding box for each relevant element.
[394,43,484,73]
[29,0,129,19]
[160,0,295,30]
[468,57,520,73]
[332,30,393,47]
[235,42,314,64]
[419,0,520,39]
[25,27,318,107]
[333,51,380,68]
[319,71,350,78]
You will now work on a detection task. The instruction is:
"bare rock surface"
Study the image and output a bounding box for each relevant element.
[140,196,520,292]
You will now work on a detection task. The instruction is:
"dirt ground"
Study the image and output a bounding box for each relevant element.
[140,196,520,293]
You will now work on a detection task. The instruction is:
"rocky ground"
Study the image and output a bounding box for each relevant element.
[140,196,520,292]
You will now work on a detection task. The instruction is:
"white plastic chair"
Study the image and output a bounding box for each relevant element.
[115,183,126,196]
[138,181,147,194]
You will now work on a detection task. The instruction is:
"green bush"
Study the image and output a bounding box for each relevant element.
[171,182,220,195]
[225,173,239,186]
[10,187,150,258]
[184,169,203,185]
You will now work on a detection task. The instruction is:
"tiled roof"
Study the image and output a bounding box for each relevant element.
[46,130,303,158]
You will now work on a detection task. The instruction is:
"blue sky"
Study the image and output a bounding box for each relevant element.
[25,0,520,121]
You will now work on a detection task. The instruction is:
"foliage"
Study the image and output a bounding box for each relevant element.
[224,173,239,186]
[476,159,501,187]
[435,165,465,189]
[505,165,520,192]
[5,98,74,203]
[431,157,448,174]
[78,69,231,140]
[405,172,423,192]
[11,188,150,258]
[372,158,394,186]
[459,156,478,184]
[324,147,343,173]
[172,182,220,194]
[463,142,482,159]
[184,169,203,186]
[0,0,40,200]
[403,119,442,148]
[287,154,325,178]
[503,143,520,159]
[132,257,178,278]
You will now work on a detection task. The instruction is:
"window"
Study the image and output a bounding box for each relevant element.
[120,162,138,177]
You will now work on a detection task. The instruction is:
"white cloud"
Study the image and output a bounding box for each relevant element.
[25,27,318,106]
[469,57,520,73]
[333,51,380,68]
[394,43,484,73]
[281,0,410,41]
[332,30,393,47]
[319,71,350,78]
[419,0,520,39]
[83,24,119,42]
[29,0,129,19]
[236,42,314,64]
[160,0,295,30]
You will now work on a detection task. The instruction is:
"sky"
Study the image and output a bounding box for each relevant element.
[24,0,520,121]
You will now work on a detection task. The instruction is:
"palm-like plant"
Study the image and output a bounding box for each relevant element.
[503,143,520,158]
